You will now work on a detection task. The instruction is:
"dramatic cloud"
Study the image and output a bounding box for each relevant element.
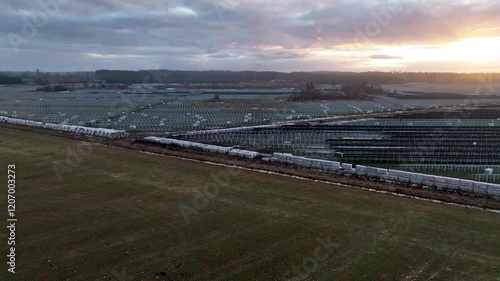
[1,0,500,71]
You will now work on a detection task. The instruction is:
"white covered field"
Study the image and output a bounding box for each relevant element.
[2,85,500,132]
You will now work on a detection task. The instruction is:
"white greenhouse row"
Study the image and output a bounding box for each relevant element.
[267,153,342,172]
[0,116,128,138]
[144,137,260,159]
[266,153,500,197]
[141,137,500,198]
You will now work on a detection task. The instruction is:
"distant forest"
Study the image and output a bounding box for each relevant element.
[0,76,23,85]
[96,70,500,85]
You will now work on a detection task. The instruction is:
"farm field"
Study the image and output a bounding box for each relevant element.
[1,127,500,280]
[2,85,500,133]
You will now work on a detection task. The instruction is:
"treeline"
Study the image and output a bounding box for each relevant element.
[35,85,69,92]
[96,70,500,85]
[96,70,323,84]
[0,76,23,85]
[96,70,396,84]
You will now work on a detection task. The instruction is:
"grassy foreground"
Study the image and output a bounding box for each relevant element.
[0,128,499,281]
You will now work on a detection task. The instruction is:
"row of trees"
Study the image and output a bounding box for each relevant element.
[96,70,500,85]
[35,85,69,92]
[4,70,499,86]
[0,76,23,85]
[288,81,387,101]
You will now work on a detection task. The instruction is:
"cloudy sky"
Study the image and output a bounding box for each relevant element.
[2,0,500,72]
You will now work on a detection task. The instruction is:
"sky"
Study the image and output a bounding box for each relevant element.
[2,0,500,72]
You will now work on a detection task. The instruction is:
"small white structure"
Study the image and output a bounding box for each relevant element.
[0,115,128,139]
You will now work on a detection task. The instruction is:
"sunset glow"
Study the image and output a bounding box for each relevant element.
[2,0,500,72]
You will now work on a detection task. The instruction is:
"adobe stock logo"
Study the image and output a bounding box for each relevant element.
[282,234,340,281]
[7,0,71,53]
[344,1,404,59]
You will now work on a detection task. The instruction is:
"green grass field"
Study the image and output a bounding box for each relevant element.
[1,127,500,281]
